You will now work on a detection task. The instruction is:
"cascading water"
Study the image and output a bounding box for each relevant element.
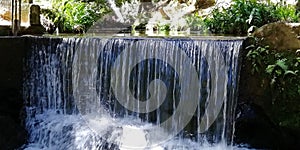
[23,36,244,149]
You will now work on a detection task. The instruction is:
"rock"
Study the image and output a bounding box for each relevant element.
[234,102,300,149]
[177,0,215,9]
[252,22,300,51]
[195,0,215,9]
[237,37,271,110]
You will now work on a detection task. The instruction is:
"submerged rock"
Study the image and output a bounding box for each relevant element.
[252,22,300,51]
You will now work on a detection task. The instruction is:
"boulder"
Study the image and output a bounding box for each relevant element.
[252,22,300,51]
[195,0,216,9]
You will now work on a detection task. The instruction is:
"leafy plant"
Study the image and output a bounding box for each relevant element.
[203,0,299,35]
[157,23,170,31]
[246,44,270,74]
[265,53,300,100]
[42,0,110,33]
[246,38,300,128]
[185,12,209,33]
[247,41,300,99]
[273,1,299,22]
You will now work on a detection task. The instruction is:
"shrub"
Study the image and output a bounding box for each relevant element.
[43,0,110,33]
[185,12,209,33]
[203,0,299,35]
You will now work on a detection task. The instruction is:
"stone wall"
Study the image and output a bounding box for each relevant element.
[0,37,27,149]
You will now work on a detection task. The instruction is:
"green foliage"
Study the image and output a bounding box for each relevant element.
[203,0,299,35]
[185,12,209,33]
[115,0,131,7]
[246,38,300,128]
[157,23,170,31]
[247,40,300,100]
[43,0,110,33]
[265,53,300,100]
[246,44,270,74]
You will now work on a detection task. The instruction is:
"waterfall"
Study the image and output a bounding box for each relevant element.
[23,36,243,149]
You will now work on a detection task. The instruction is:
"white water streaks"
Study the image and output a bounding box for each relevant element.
[24,37,244,149]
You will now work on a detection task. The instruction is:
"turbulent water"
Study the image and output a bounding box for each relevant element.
[23,37,244,150]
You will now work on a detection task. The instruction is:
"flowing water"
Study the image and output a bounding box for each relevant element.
[23,36,244,150]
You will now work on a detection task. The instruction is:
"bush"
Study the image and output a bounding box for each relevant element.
[203,0,299,35]
[185,12,209,33]
[43,0,110,33]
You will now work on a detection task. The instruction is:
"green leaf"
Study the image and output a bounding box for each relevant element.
[276,59,288,71]
[284,70,297,76]
[246,45,255,50]
[275,69,282,75]
[266,65,275,74]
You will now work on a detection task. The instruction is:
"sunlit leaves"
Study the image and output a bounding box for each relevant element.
[45,0,111,32]
[203,0,299,35]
